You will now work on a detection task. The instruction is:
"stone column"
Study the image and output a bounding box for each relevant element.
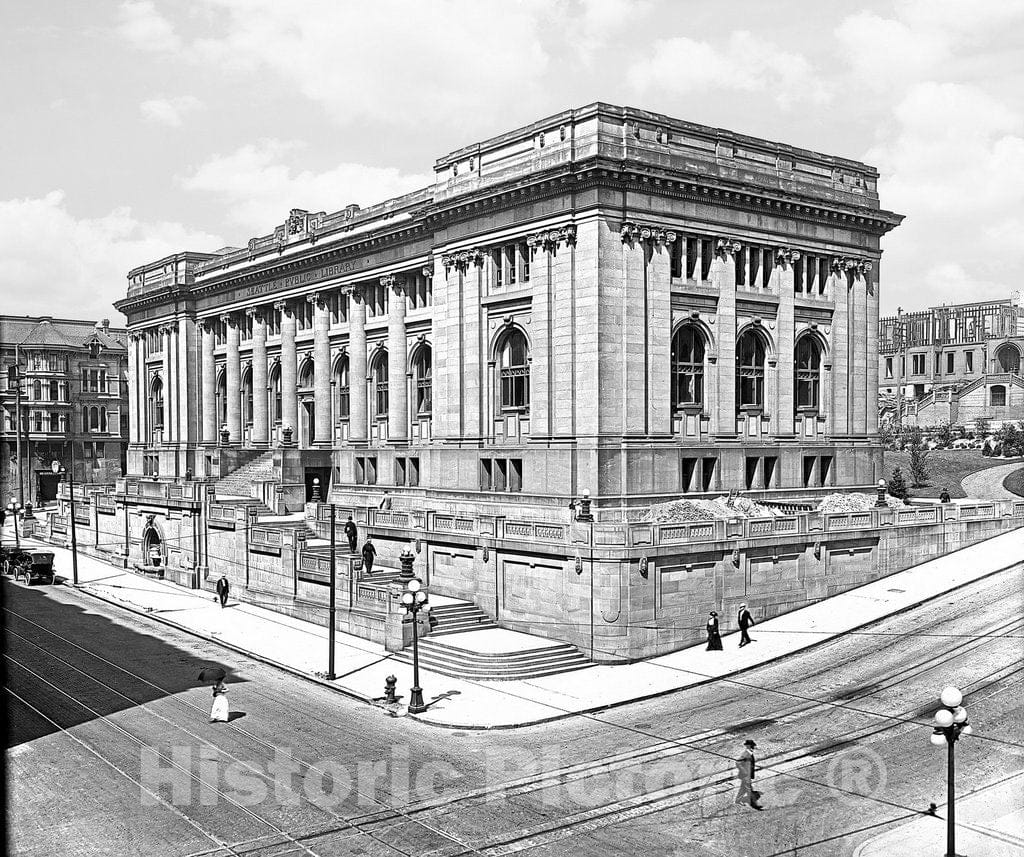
[277,301,299,438]
[127,334,139,443]
[713,241,739,437]
[776,249,796,437]
[311,292,333,446]
[161,324,174,443]
[249,308,269,446]
[384,275,408,442]
[201,320,217,444]
[647,227,674,436]
[224,313,241,444]
[347,286,368,443]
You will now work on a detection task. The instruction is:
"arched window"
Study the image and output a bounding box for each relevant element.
[33,380,41,400]
[100,406,107,433]
[269,363,282,423]
[335,356,350,420]
[996,344,1020,374]
[498,329,530,410]
[241,368,253,425]
[991,385,1007,407]
[795,335,823,411]
[152,377,164,431]
[90,406,99,431]
[413,345,432,415]
[671,325,705,409]
[372,350,389,418]
[216,371,227,425]
[736,329,767,410]
[298,359,314,392]
[81,404,89,433]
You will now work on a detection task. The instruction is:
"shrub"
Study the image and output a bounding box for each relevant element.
[888,466,909,500]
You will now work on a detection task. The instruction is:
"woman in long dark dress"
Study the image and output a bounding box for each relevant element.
[706,611,723,650]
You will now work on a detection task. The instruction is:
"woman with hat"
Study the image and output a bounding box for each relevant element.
[706,611,723,650]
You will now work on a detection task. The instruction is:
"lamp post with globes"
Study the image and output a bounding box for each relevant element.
[6,501,24,550]
[400,576,429,714]
[52,459,79,585]
[929,685,972,857]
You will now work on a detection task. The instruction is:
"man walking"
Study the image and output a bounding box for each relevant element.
[216,575,230,608]
[344,516,358,553]
[738,603,755,647]
[735,739,763,810]
[361,537,377,576]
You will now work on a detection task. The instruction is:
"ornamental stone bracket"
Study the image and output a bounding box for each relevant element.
[716,238,742,258]
[527,224,577,251]
[380,274,406,294]
[306,291,328,308]
[620,222,676,245]
[441,248,485,271]
[245,306,266,322]
[342,284,364,302]
[832,256,874,276]
[273,299,295,316]
[775,247,802,266]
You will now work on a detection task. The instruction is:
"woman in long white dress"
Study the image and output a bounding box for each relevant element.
[210,679,229,722]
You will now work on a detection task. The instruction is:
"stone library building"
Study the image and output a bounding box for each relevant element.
[86,103,1017,667]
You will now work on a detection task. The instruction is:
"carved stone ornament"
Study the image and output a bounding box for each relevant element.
[342,284,363,301]
[776,247,801,265]
[715,238,742,257]
[247,238,259,255]
[286,209,307,235]
[306,291,327,308]
[527,224,577,251]
[273,299,293,315]
[380,274,406,293]
[421,265,434,279]
[620,221,676,245]
[832,256,873,276]
[441,248,484,271]
[245,306,265,323]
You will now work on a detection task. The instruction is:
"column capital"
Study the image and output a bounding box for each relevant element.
[775,247,802,266]
[442,248,484,271]
[273,299,294,316]
[380,274,406,294]
[529,224,577,251]
[421,265,434,279]
[306,291,329,309]
[157,323,175,336]
[715,238,743,258]
[343,284,364,301]
[619,222,674,246]
[832,256,873,275]
[128,331,143,343]
[219,312,239,327]
[199,317,216,333]
[246,306,267,323]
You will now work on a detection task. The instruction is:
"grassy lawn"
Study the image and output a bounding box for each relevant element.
[1002,468,1024,498]
[882,449,1022,499]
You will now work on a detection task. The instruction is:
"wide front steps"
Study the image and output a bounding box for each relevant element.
[214,497,274,516]
[394,636,592,681]
[215,451,276,499]
[429,602,498,636]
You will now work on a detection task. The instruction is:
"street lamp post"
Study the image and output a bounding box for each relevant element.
[400,573,429,714]
[930,685,973,857]
[52,459,79,585]
[6,501,23,550]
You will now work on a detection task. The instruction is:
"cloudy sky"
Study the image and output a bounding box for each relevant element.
[2,0,1022,322]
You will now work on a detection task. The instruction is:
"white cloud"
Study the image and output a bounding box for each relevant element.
[115,0,181,53]
[179,139,433,233]
[626,31,830,108]
[0,192,222,320]
[140,95,204,127]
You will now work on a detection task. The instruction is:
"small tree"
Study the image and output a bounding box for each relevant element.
[909,444,931,486]
[935,421,955,447]
[888,466,909,501]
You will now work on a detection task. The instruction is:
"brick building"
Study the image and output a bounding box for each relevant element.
[93,103,928,663]
[0,316,128,508]
[879,297,1024,427]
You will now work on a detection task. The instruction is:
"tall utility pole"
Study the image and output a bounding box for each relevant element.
[327,504,337,680]
[895,307,904,430]
[14,344,25,506]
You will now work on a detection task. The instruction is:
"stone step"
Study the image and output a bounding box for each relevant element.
[394,637,590,681]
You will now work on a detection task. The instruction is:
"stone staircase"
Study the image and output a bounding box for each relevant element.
[215,451,276,500]
[394,635,592,681]
[428,602,498,636]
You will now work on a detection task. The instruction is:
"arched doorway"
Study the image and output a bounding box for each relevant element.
[143,525,163,567]
[996,344,1021,374]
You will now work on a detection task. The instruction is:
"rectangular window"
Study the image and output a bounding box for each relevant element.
[479,458,492,492]
[509,458,523,493]
[493,458,507,492]
[506,246,516,286]
[793,260,803,293]
[912,355,925,375]
[934,353,941,374]
[763,456,778,489]
[885,358,893,379]
[966,351,974,373]
[521,243,531,284]
[395,458,406,486]
[748,246,760,288]
[819,455,833,487]
[365,456,377,486]
[492,249,503,290]
[408,457,419,488]
[670,238,683,279]
[681,457,697,492]
[744,456,759,491]
[685,236,698,279]
[700,238,713,281]
[355,457,365,485]
[701,457,716,492]
[803,455,816,489]
[947,353,955,374]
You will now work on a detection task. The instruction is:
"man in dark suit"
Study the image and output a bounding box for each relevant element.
[216,575,230,608]
[344,516,358,553]
[361,538,377,575]
[738,603,755,647]
[735,739,763,810]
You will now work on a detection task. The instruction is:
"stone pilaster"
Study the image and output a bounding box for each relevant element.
[161,323,174,443]
[249,308,269,446]
[527,233,552,438]
[224,313,241,444]
[776,248,797,436]
[277,301,299,438]
[311,292,333,446]
[346,287,367,443]
[127,334,140,443]
[200,321,217,444]
[830,260,850,436]
[620,222,647,435]
[865,262,879,442]
[384,276,408,442]
[647,227,675,436]
[713,240,739,436]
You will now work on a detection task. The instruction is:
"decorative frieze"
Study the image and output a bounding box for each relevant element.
[442,248,485,271]
[527,224,577,251]
[620,222,676,245]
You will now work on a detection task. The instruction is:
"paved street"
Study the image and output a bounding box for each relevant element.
[6,561,1022,857]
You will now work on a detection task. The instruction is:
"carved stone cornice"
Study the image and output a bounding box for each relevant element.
[716,238,742,258]
[442,248,485,271]
[620,222,676,245]
[380,274,406,293]
[527,224,577,251]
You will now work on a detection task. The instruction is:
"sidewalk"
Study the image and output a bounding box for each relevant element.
[3,521,1023,729]
[854,773,1024,857]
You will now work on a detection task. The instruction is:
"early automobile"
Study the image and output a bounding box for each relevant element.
[15,549,56,585]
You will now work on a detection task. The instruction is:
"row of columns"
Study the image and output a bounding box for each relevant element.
[195,278,412,447]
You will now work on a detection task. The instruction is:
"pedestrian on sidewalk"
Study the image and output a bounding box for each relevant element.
[216,575,230,608]
[210,679,229,723]
[361,537,376,575]
[734,739,763,810]
[738,603,755,647]
[706,611,723,650]
[344,516,358,553]
[939,487,951,503]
